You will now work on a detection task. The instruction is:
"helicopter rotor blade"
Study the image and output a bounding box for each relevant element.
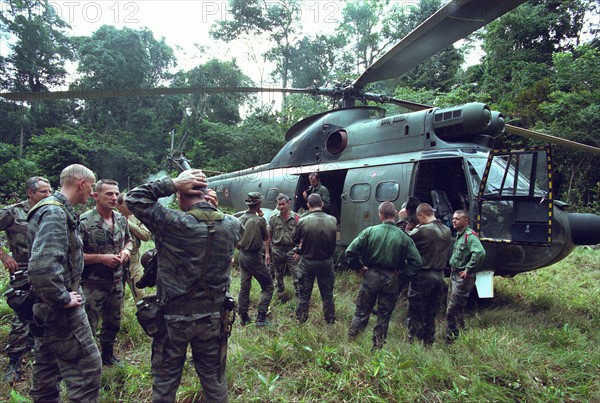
[0,86,318,102]
[370,96,432,111]
[353,0,526,89]
[505,124,600,155]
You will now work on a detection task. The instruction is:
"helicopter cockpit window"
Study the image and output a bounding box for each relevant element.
[375,181,399,202]
[483,153,547,197]
[265,188,279,204]
[349,183,371,202]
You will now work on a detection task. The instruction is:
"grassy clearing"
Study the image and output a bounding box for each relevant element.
[0,247,598,402]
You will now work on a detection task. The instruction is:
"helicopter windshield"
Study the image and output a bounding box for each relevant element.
[467,153,548,198]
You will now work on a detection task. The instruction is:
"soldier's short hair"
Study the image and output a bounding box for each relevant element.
[25,176,50,193]
[307,193,323,208]
[378,201,396,219]
[276,193,290,203]
[454,209,470,220]
[94,179,119,193]
[59,164,95,186]
[416,203,435,217]
[309,172,320,181]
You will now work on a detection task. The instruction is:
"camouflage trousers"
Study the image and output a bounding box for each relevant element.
[407,270,445,345]
[238,251,274,318]
[4,276,33,356]
[125,260,146,303]
[152,315,227,403]
[446,270,476,341]
[30,305,102,403]
[82,280,124,345]
[271,245,298,297]
[296,257,335,324]
[348,268,400,349]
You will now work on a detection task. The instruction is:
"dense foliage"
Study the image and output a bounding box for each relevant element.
[0,0,598,209]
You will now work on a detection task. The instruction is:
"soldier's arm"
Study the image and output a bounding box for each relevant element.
[128,216,151,242]
[119,219,133,263]
[28,207,73,307]
[292,220,302,246]
[125,178,178,234]
[345,230,367,270]
[404,237,423,279]
[465,236,486,274]
[0,208,19,272]
[321,187,331,208]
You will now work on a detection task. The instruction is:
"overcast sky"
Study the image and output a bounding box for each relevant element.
[41,0,348,85]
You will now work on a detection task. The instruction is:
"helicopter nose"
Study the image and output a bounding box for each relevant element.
[568,213,600,245]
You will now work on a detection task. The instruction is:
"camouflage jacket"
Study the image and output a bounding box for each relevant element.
[346,221,422,282]
[80,207,131,284]
[27,193,84,307]
[0,200,31,266]
[268,209,299,248]
[292,210,337,260]
[238,211,268,253]
[125,177,243,315]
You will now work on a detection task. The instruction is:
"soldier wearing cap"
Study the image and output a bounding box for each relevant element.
[236,192,274,326]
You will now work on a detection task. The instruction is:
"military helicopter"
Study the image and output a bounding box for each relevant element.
[2,0,600,284]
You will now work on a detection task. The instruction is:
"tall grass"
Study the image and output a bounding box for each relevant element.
[0,247,598,402]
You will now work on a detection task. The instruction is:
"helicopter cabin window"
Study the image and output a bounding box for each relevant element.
[375,181,399,202]
[349,183,371,202]
[265,188,279,204]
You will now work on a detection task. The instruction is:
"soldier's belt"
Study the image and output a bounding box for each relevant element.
[162,300,222,315]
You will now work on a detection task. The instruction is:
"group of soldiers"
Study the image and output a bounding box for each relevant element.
[0,165,486,402]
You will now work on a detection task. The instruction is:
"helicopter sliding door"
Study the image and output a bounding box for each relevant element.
[476,146,553,245]
[339,164,413,246]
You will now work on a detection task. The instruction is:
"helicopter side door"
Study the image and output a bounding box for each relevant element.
[476,146,553,245]
[339,164,413,246]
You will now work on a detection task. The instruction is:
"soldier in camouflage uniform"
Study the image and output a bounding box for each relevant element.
[267,193,300,303]
[27,164,102,402]
[292,194,337,324]
[446,209,486,344]
[346,201,422,351]
[237,192,274,326]
[0,176,51,383]
[81,179,132,366]
[126,169,242,402]
[117,193,151,303]
[406,203,452,345]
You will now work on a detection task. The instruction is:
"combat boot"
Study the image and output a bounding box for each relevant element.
[3,353,22,384]
[255,312,272,327]
[101,343,122,367]
[240,313,251,326]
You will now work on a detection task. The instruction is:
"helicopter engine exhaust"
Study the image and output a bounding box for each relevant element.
[567,213,600,245]
[432,103,505,141]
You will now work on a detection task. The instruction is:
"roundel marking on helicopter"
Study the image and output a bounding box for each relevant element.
[224,188,230,198]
